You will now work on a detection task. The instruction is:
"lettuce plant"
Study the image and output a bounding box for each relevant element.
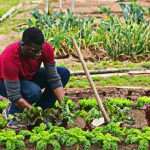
[125,128,150,150]
[0,129,25,150]
[136,96,150,108]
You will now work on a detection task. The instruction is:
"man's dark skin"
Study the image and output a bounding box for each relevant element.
[14,41,64,110]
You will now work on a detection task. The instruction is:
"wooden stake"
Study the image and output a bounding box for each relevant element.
[45,0,49,14]
[59,0,62,12]
[71,36,110,123]
[0,4,22,22]
[71,0,74,14]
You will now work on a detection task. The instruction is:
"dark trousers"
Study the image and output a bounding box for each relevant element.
[0,67,70,114]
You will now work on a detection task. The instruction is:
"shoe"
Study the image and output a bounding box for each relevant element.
[6,119,19,129]
[2,105,22,129]
[2,104,10,119]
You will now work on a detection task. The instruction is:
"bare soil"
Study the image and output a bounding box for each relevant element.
[65,86,150,127]
[124,109,148,128]
[64,86,150,102]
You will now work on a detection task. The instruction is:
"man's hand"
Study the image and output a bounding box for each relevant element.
[14,98,32,110]
[53,87,64,103]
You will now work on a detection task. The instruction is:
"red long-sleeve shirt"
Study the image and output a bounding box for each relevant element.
[0,41,54,81]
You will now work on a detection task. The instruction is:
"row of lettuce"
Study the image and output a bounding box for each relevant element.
[20,2,150,61]
[0,96,150,128]
[0,95,149,149]
[0,122,150,150]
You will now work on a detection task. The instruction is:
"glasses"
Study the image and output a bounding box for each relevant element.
[27,45,44,54]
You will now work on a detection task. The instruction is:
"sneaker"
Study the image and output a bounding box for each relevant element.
[6,118,25,129]
[2,105,22,129]
[6,119,19,129]
[2,104,10,119]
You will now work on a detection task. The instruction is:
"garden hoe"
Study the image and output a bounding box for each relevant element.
[71,36,110,126]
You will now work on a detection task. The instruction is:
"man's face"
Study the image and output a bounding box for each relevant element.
[21,42,44,59]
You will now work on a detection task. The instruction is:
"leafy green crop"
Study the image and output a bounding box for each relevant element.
[0,121,149,150]
[91,132,120,150]
[0,129,25,150]
[58,96,77,124]
[101,122,126,139]
[77,98,98,110]
[106,97,133,108]
[14,96,77,127]
[125,128,150,150]
[14,106,43,127]
[136,96,150,108]
[77,108,101,123]
[0,100,10,113]
[106,98,135,124]
[98,15,149,60]
[119,2,144,24]
[0,114,7,128]
[29,123,60,150]
[59,127,90,150]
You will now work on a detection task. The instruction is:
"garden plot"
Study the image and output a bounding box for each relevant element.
[0,0,150,150]
[0,95,150,150]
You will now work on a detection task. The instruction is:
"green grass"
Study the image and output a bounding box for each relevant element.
[0,17,25,34]
[66,75,150,88]
[0,0,20,16]
[57,61,150,72]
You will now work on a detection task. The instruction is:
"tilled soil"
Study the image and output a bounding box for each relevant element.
[65,86,150,102]
[65,86,150,127]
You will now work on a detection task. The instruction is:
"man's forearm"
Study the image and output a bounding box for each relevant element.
[54,87,64,103]
[14,98,32,110]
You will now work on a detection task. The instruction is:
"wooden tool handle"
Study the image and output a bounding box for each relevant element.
[71,36,110,123]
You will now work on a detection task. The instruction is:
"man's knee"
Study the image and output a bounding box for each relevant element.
[64,67,71,78]
[20,81,42,104]
[57,67,70,86]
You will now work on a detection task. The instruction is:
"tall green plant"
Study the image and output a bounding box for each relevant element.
[119,2,144,24]
[98,15,149,60]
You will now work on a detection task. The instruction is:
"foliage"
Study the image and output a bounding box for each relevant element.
[142,126,150,132]
[58,96,77,124]
[14,105,62,127]
[106,98,135,124]
[67,75,150,88]
[77,108,101,123]
[23,8,94,56]
[0,121,150,150]
[0,114,7,128]
[0,129,25,150]
[136,96,150,108]
[119,2,144,24]
[59,127,90,150]
[29,123,61,150]
[125,128,150,150]
[0,100,10,113]
[91,131,120,150]
[55,98,75,111]
[77,98,98,110]
[21,4,150,61]
[14,105,43,127]
[98,5,111,16]
[0,0,19,16]
[18,129,32,137]
[98,15,149,60]
[13,96,77,127]
[106,97,133,108]
[100,122,126,139]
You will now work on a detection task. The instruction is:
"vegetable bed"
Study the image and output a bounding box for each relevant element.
[0,89,149,150]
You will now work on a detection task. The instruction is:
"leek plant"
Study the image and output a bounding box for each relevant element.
[98,15,149,60]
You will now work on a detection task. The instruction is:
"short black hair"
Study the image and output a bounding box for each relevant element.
[22,27,44,45]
